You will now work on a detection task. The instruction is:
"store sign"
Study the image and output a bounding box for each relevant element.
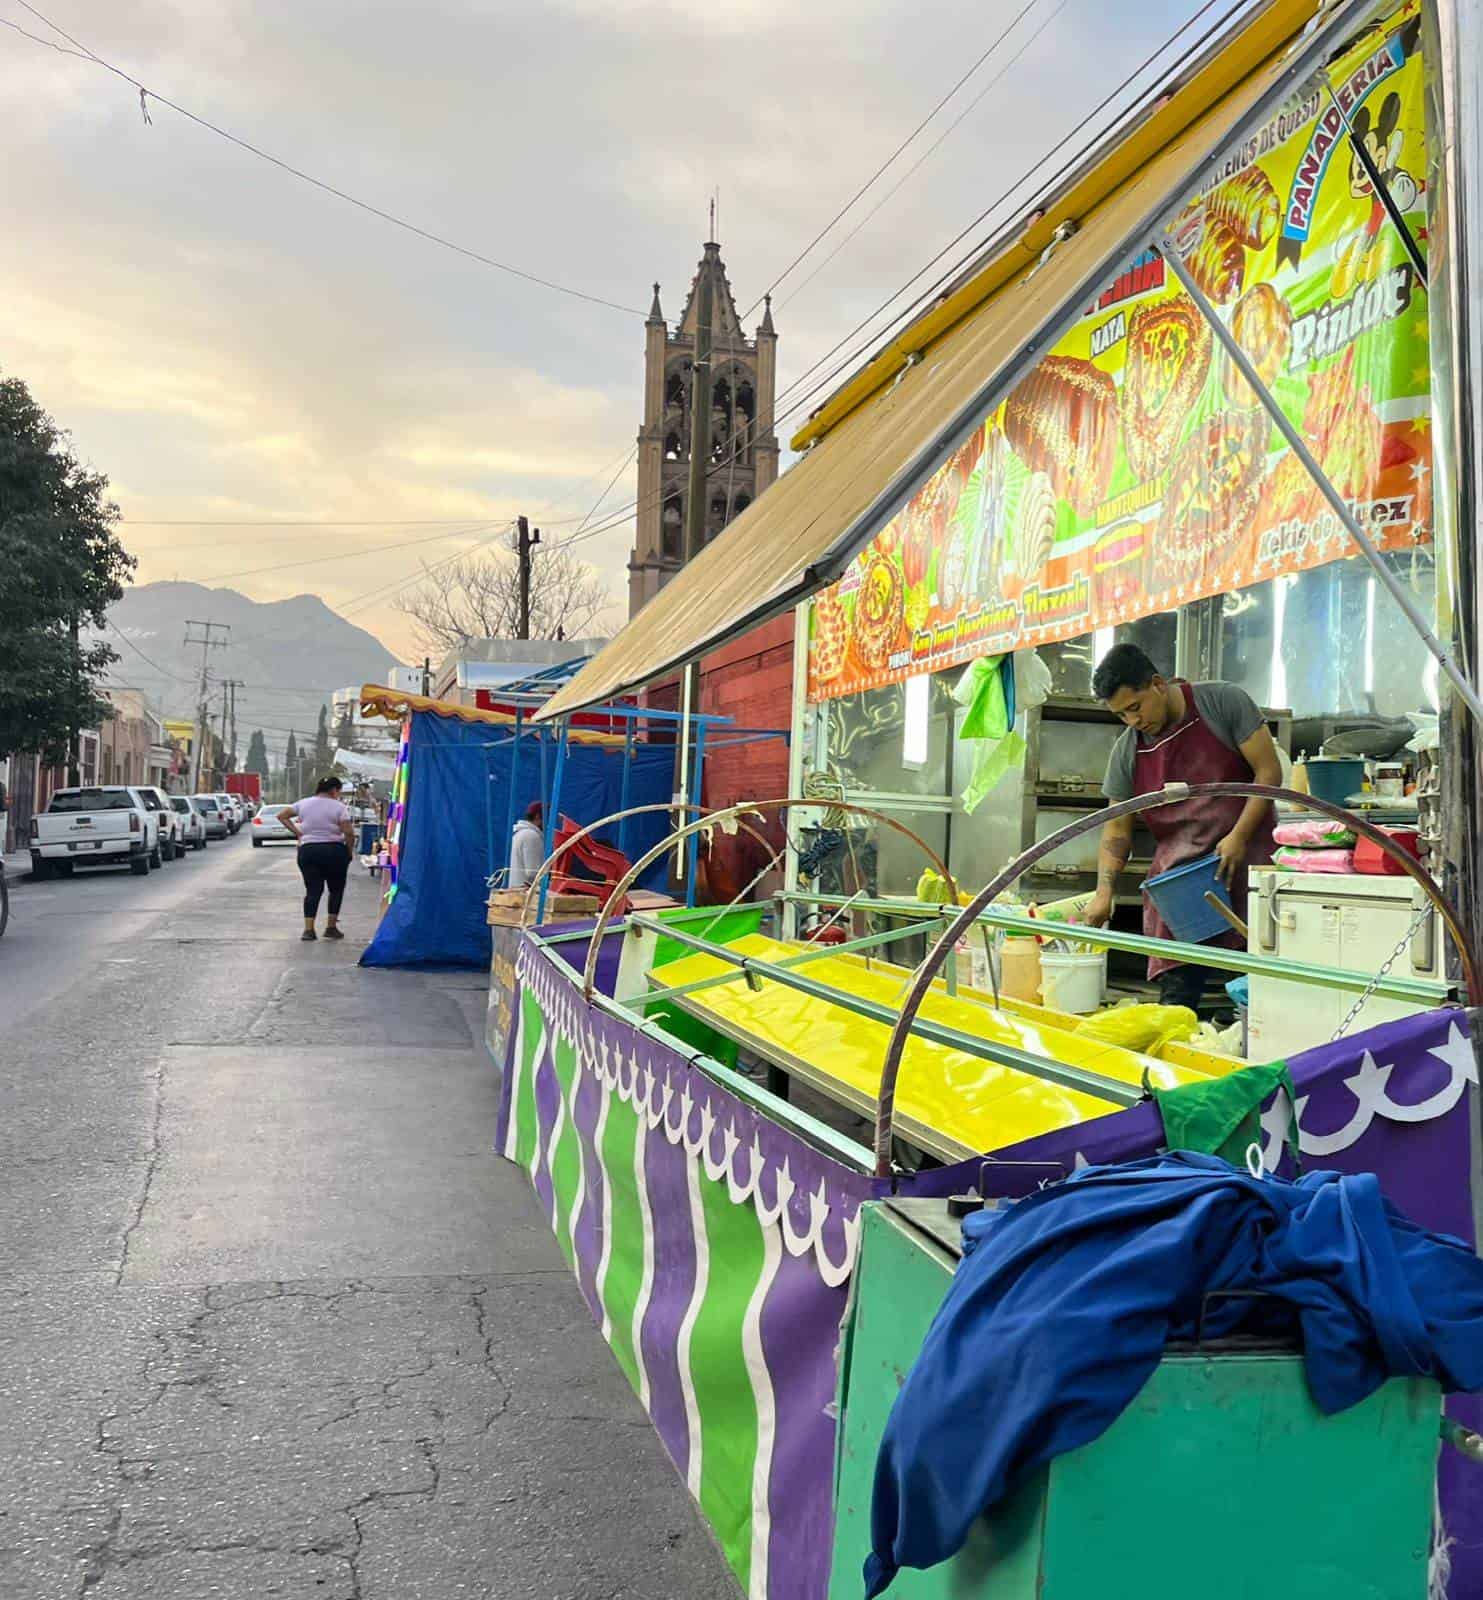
[807,0,1431,702]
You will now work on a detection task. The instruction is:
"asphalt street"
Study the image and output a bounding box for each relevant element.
[0,832,738,1598]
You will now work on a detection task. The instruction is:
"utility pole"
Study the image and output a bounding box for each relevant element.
[515,516,540,640]
[675,241,715,857]
[183,621,229,792]
[222,680,244,774]
[421,657,431,696]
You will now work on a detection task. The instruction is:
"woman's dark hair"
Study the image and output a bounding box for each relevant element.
[1091,642,1161,702]
[314,775,343,795]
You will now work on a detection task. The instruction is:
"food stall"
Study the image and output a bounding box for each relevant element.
[491,0,1483,1591]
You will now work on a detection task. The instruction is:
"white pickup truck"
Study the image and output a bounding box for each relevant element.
[30,785,162,878]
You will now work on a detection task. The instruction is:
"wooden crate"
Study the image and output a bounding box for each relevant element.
[486,889,601,927]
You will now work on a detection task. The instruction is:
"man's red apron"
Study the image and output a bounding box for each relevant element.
[1131,682,1276,979]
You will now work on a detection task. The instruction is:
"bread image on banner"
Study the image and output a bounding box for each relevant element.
[1224,283,1294,406]
[1207,166,1280,248]
[1156,409,1269,587]
[1121,297,1213,481]
[1091,520,1147,615]
[851,552,904,670]
[1003,355,1118,515]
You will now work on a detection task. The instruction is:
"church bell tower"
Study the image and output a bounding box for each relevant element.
[628,241,778,618]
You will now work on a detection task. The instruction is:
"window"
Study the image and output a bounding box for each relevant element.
[49,789,135,812]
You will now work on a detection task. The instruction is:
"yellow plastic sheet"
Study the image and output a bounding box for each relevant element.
[654,935,1227,1158]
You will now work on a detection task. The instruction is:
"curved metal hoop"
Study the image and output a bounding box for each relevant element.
[518,802,776,926]
[873,783,1478,1178]
[580,796,958,1000]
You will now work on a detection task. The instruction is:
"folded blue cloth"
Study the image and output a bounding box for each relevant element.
[866,1153,1483,1595]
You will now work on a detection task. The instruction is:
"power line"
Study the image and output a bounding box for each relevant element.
[775,0,1074,314]
[739,0,1050,321]
[167,522,500,585]
[7,2,643,317]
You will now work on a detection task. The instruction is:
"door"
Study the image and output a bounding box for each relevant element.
[1248,885,1345,1059]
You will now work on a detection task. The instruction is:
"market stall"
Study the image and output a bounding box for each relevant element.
[491,0,1483,1590]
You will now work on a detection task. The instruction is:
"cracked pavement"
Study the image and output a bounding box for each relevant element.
[0,840,739,1598]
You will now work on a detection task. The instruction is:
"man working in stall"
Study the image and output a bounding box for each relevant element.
[1084,643,1280,1010]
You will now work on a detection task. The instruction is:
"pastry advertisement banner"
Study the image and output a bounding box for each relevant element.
[807,1,1432,702]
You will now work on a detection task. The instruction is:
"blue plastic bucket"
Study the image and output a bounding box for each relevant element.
[1143,853,1236,944]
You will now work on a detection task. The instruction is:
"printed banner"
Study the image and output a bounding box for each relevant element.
[807,1,1431,701]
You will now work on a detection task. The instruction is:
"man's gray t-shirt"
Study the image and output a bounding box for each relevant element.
[1102,682,1264,801]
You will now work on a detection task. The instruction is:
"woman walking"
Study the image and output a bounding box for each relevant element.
[278,776,355,941]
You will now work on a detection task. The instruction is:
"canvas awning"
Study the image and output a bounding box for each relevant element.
[535,0,1366,722]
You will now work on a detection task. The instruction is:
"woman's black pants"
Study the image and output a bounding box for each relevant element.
[298,841,350,917]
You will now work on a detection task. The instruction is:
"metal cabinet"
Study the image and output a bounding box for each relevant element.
[1247,868,1444,1059]
[830,1200,1441,1600]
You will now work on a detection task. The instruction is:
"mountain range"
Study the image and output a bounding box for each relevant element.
[103,582,405,762]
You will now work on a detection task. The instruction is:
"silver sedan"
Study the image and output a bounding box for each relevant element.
[250,807,295,847]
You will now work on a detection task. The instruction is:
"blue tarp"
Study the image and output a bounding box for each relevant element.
[866,1153,1483,1595]
[360,709,675,970]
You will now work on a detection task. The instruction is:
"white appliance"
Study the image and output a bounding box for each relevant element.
[1247,867,1446,1060]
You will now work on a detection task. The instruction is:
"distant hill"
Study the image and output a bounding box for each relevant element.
[102,582,405,760]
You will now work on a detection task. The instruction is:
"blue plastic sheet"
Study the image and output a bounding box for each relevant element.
[867,1153,1483,1595]
[361,710,674,969]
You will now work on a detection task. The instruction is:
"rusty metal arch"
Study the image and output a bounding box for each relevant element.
[518,802,776,926]
[580,797,958,999]
[873,782,1478,1178]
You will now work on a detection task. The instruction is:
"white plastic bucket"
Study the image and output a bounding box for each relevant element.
[1039,949,1106,1015]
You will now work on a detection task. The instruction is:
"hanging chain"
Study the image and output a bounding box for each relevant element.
[1329,901,1434,1042]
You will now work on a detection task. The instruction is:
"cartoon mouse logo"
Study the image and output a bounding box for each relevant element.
[1332,90,1421,296]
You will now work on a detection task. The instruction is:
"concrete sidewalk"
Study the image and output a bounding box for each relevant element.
[0,841,737,1598]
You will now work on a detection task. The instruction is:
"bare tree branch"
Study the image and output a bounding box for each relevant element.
[393,546,611,656]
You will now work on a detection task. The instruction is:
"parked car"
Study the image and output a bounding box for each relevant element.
[136,785,183,861]
[170,794,208,851]
[192,794,231,840]
[31,785,160,877]
[214,792,242,834]
[251,806,295,846]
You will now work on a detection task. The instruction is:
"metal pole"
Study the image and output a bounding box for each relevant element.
[617,717,635,860]
[685,715,707,908]
[1155,234,1483,725]
[537,717,570,924]
[503,707,523,880]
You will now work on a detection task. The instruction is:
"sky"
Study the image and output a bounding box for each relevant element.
[4,0,1214,682]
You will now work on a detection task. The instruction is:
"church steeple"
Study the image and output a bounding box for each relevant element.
[628,240,779,620]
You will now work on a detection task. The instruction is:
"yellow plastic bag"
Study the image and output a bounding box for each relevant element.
[1073,1003,1199,1058]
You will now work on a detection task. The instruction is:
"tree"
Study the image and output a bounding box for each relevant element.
[245,730,270,783]
[314,704,332,773]
[0,374,135,761]
[394,546,610,654]
[284,729,298,784]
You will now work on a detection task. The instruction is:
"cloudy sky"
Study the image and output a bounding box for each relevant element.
[5,0,1212,669]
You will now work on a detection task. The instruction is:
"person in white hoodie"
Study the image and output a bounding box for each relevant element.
[508,802,545,890]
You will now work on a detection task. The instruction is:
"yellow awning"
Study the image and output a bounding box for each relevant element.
[535,0,1359,722]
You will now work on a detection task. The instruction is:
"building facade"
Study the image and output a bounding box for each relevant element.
[627,241,778,617]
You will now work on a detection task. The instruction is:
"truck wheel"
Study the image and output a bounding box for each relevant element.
[52,860,73,877]
[197,837,207,850]
[149,845,162,869]
[252,837,263,847]
[31,858,52,881]
[130,854,149,877]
